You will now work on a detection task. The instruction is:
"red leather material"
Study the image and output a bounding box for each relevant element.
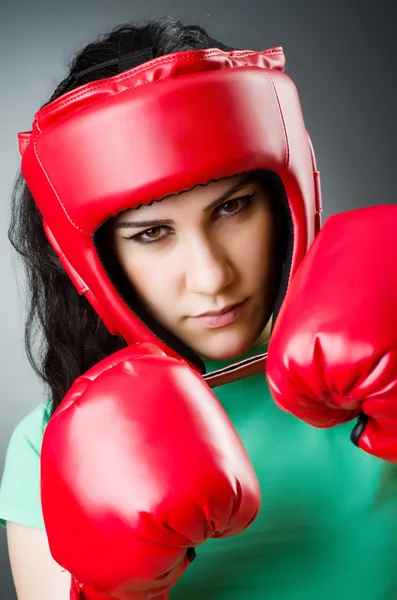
[41,343,260,599]
[266,205,397,462]
[71,575,170,599]
[18,131,31,156]
[204,353,268,388]
[19,47,320,352]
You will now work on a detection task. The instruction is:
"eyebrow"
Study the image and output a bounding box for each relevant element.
[114,175,255,230]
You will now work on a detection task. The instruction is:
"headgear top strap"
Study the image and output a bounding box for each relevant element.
[118,48,155,72]
[47,28,233,102]
[49,43,154,101]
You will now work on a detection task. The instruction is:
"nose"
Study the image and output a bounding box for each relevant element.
[185,234,234,296]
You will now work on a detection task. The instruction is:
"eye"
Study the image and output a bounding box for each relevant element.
[215,194,255,219]
[124,226,171,244]
[221,199,240,213]
[143,227,162,239]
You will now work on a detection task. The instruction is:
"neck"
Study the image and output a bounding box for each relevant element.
[254,315,273,347]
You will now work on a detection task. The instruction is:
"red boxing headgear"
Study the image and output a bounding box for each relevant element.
[18,47,322,372]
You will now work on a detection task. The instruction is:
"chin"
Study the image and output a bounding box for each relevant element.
[196,330,258,362]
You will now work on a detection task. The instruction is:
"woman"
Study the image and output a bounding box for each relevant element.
[1,14,397,600]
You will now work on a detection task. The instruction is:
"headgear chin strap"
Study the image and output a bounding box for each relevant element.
[18,46,322,380]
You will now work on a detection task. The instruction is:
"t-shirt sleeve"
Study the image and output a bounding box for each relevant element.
[0,402,51,530]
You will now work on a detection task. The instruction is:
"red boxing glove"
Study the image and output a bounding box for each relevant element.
[70,576,168,599]
[41,343,260,600]
[266,205,397,463]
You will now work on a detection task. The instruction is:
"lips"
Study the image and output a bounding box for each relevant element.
[193,300,247,328]
[196,302,243,318]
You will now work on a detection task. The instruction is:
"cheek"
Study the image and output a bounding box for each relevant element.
[229,210,276,283]
[116,245,181,314]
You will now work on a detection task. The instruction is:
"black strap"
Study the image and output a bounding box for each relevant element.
[72,47,154,82]
[118,48,154,72]
[75,58,118,79]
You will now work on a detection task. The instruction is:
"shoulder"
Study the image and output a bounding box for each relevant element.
[10,402,51,450]
[0,402,51,530]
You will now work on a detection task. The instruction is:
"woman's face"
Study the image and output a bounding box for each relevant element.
[113,174,278,361]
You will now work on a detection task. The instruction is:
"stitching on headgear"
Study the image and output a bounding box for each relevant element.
[38,49,284,120]
[266,72,298,292]
[33,137,90,235]
[266,73,290,174]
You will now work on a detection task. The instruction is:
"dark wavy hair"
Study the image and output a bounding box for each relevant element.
[8,16,230,419]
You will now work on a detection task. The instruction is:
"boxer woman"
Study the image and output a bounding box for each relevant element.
[1,15,397,600]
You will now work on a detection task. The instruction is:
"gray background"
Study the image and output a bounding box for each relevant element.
[0,0,395,597]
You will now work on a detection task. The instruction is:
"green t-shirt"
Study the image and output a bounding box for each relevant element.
[2,343,397,599]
